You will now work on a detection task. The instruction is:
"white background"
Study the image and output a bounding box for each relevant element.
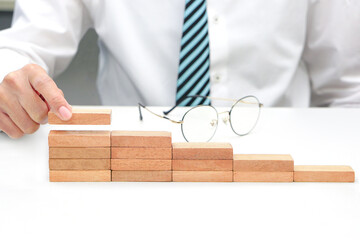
[0,107,359,240]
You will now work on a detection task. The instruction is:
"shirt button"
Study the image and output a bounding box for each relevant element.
[213,15,220,24]
[213,73,221,83]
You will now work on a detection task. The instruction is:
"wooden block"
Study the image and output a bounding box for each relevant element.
[49,170,111,182]
[48,108,111,125]
[111,147,172,159]
[111,131,172,148]
[294,165,355,182]
[49,147,110,159]
[112,171,171,182]
[48,130,111,147]
[233,172,293,182]
[172,142,233,160]
[49,159,110,170]
[233,154,294,172]
[172,160,233,171]
[111,159,171,171]
[172,171,233,182]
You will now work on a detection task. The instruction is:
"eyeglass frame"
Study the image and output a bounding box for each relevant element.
[138,95,263,142]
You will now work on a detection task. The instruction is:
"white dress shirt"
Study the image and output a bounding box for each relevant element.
[0,0,360,107]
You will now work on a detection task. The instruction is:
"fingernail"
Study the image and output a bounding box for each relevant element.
[59,106,72,121]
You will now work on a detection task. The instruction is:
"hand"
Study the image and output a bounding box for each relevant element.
[0,64,72,139]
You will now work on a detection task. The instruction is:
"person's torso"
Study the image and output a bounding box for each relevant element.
[83,0,311,107]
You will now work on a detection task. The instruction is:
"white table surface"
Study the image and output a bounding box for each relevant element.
[0,107,359,240]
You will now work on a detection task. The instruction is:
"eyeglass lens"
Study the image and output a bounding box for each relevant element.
[181,106,218,142]
[229,96,261,136]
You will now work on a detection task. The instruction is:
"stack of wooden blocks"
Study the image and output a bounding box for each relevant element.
[111,131,172,182]
[48,109,112,182]
[172,142,233,182]
[233,154,294,182]
[48,130,111,182]
[47,108,355,183]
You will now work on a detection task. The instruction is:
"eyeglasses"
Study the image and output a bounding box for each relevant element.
[138,95,263,142]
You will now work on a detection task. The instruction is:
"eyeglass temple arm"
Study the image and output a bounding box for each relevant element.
[163,95,195,115]
[163,95,210,115]
[163,95,263,115]
[163,105,177,115]
[163,95,238,115]
[202,95,264,105]
[138,103,183,124]
[138,103,145,121]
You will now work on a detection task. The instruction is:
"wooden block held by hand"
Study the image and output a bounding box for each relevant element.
[172,142,233,160]
[172,171,233,182]
[48,108,111,125]
[111,147,172,159]
[49,170,111,182]
[172,160,233,171]
[48,130,111,147]
[233,172,293,182]
[294,165,355,182]
[112,171,172,182]
[49,159,110,170]
[233,154,294,172]
[111,159,171,171]
[49,147,110,159]
[111,131,172,148]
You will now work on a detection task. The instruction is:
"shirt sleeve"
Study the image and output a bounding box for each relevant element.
[0,0,92,83]
[303,0,360,107]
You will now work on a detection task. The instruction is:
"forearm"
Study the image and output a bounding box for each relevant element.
[0,0,92,80]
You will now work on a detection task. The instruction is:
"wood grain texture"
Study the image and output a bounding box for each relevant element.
[294,165,355,182]
[172,160,233,171]
[49,170,111,182]
[112,171,172,182]
[111,159,171,171]
[172,142,233,160]
[233,172,293,182]
[48,130,111,147]
[49,147,110,159]
[233,154,294,172]
[172,171,233,182]
[111,147,172,159]
[49,159,110,170]
[48,108,111,125]
[111,131,172,148]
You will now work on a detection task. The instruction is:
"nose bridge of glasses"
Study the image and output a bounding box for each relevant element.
[218,110,230,115]
[218,111,230,124]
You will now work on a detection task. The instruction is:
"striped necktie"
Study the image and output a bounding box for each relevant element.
[176,0,211,106]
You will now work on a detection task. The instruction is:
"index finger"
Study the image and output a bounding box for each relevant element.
[28,71,72,121]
